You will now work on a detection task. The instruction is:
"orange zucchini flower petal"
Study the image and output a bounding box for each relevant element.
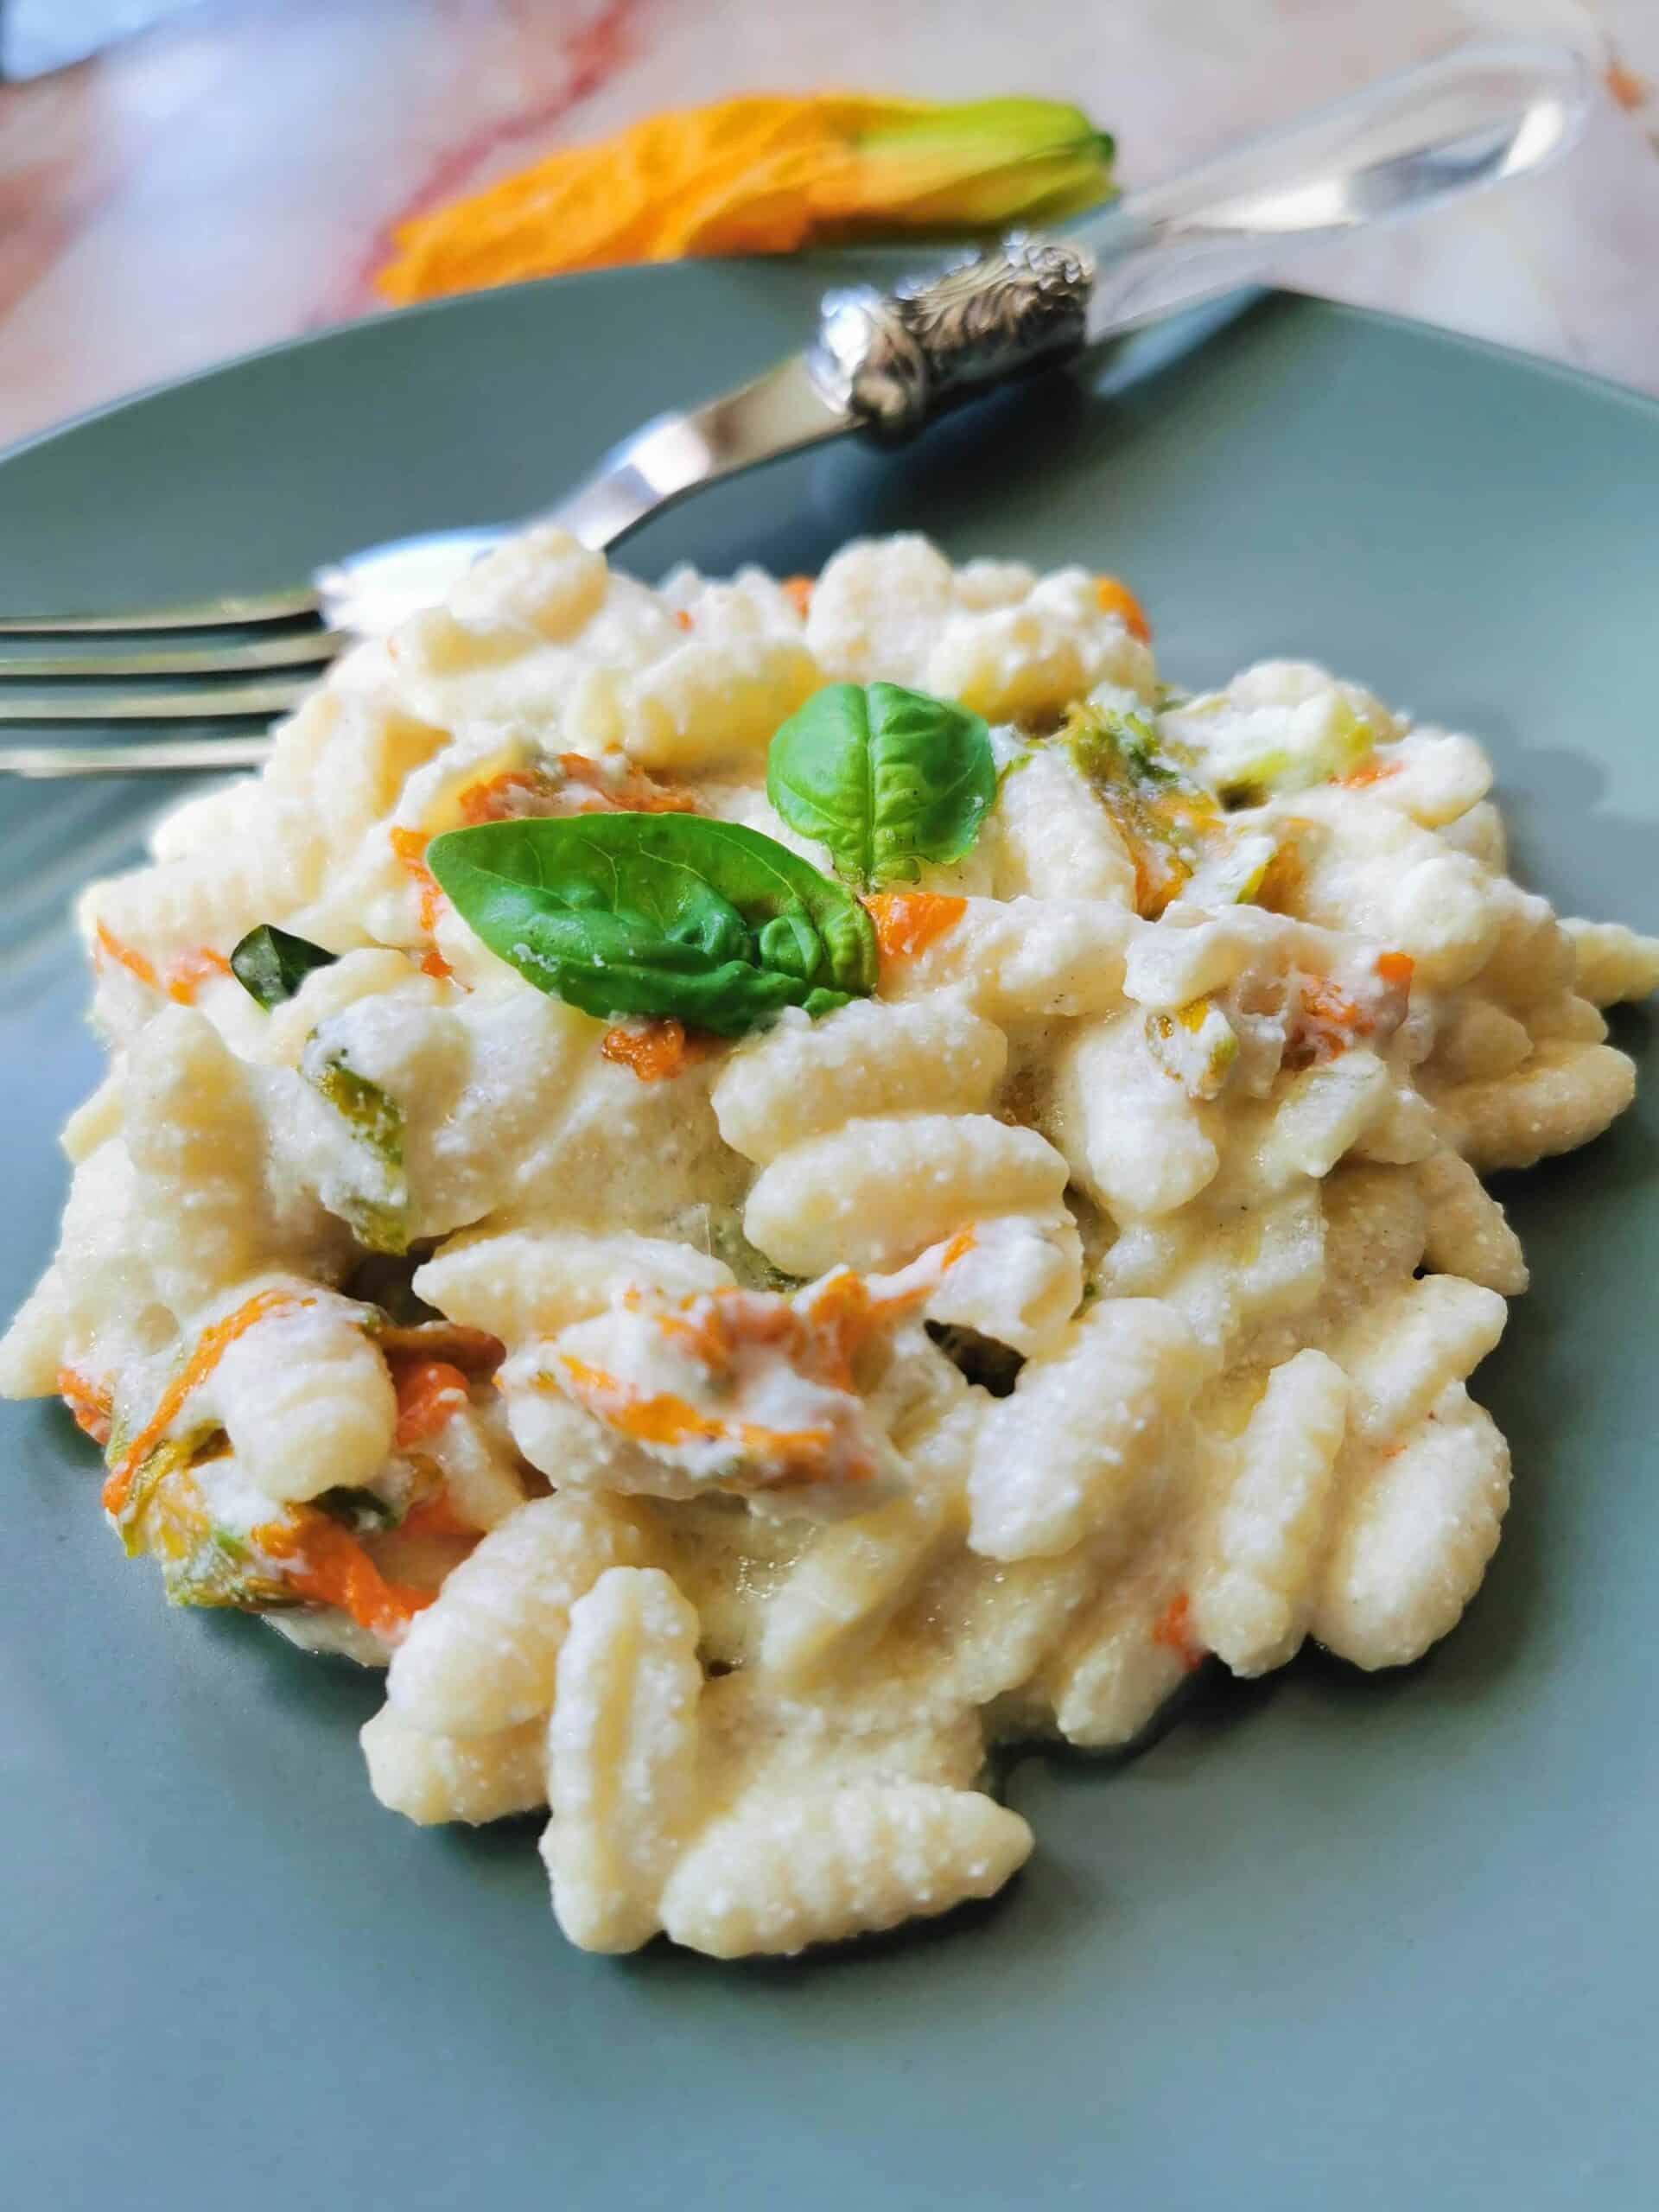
[377,93,1116,304]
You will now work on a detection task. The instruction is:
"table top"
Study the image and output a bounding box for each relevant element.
[0,0,1656,454]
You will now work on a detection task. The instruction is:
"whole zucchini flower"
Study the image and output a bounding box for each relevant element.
[377,92,1116,303]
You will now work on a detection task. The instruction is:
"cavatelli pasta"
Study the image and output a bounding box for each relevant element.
[387,1494,661,1736]
[3,526,1649,1961]
[362,1707,548,1826]
[743,1113,1070,1275]
[540,1567,705,1952]
[711,994,1007,1164]
[659,1780,1033,1958]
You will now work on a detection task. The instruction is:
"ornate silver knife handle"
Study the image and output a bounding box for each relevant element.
[810,234,1097,435]
[808,35,1589,441]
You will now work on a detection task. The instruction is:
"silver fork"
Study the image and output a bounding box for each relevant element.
[0,38,1591,779]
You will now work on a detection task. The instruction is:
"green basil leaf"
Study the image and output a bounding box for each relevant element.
[230,923,338,1010]
[426,813,877,1038]
[766,680,996,890]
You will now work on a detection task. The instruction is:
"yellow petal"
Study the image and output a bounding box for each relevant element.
[375,92,1116,303]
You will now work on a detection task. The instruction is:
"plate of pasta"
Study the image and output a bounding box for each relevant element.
[4,266,1657,2212]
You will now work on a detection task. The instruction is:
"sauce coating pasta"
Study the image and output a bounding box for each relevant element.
[5,528,1653,1959]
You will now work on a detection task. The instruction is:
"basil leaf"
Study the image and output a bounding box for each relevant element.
[766,680,996,891]
[230,923,338,1010]
[427,814,877,1037]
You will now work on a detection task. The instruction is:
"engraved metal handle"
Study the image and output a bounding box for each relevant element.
[810,235,1096,434]
[810,38,1591,440]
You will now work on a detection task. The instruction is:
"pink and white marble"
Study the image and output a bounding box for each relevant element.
[0,0,1655,453]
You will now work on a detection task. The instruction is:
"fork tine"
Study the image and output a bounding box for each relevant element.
[0,675,317,724]
[0,630,346,679]
[1,737,275,777]
[0,584,320,633]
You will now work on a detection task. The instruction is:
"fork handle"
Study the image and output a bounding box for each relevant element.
[0,737,274,777]
[0,586,320,633]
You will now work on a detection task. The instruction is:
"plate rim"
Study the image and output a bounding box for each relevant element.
[6,263,1658,486]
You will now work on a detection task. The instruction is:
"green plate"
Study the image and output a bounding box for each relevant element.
[4,266,1656,2211]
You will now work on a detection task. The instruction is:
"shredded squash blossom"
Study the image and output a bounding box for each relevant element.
[376,93,1116,302]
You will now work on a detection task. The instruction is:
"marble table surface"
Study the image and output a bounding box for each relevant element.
[0,0,1656,455]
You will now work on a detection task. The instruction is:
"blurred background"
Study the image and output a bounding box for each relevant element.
[1,0,1656,451]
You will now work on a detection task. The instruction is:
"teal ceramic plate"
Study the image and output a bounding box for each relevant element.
[4,267,1656,2212]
